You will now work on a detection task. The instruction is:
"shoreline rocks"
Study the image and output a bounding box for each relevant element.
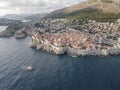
[30,33,120,57]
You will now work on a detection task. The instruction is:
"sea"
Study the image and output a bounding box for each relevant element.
[0,26,120,90]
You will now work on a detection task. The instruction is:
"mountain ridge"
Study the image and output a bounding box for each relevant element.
[45,0,120,21]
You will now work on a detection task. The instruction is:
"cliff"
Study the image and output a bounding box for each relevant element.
[30,26,120,57]
[0,24,22,37]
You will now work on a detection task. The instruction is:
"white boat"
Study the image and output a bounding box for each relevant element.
[23,66,33,71]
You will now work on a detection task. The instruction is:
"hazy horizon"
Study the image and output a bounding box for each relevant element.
[0,0,86,16]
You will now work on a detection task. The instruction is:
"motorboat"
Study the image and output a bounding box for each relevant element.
[23,66,33,71]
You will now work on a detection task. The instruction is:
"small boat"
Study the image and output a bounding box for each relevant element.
[23,66,33,71]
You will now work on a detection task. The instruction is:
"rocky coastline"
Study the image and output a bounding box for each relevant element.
[30,37,120,57]
[30,27,120,57]
[1,18,120,57]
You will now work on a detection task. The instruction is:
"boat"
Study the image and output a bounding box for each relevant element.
[23,66,33,71]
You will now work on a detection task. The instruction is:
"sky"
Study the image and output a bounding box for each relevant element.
[0,0,85,16]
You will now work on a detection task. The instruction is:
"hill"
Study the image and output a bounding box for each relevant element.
[45,0,120,22]
[1,14,31,20]
[1,13,48,21]
[25,13,47,21]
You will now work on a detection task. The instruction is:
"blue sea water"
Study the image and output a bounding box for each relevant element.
[0,37,120,90]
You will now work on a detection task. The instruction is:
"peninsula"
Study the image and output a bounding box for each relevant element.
[30,19,120,57]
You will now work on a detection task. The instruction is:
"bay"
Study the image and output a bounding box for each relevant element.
[0,37,120,90]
